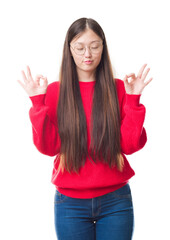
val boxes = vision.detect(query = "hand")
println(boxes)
[123,64,153,95]
[18,65,48,97]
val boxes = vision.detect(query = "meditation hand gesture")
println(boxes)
[18,66,48,97]
[123,64,153,95]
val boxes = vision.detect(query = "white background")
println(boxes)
[0,0,170,239]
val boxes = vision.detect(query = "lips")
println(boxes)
[84,60,93,64]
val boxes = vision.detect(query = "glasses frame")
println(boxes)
[70,41,103,56]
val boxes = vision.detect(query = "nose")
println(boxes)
[84,46,92,57]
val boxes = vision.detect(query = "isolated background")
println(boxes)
[0,0,169,239]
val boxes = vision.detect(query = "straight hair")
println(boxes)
[57,18,124,173]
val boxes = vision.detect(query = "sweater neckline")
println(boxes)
[79,80,96,86]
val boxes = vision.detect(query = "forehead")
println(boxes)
[71,29,102,45]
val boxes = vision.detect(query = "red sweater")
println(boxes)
[29,79,147,198]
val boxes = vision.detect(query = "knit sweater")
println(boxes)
[29,79,147,199]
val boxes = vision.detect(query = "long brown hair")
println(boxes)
[57,18,124,173]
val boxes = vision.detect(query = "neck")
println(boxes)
[77,68,96,82]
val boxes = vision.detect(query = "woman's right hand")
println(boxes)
[18,65,48,97]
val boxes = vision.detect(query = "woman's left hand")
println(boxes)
[123,64,153,95]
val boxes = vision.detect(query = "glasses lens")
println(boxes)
[73,42,103,55]
[90,42,102,54]
[74,44,85,55]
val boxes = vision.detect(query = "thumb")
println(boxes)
[35,74,44,84]
[41,76,48,87]
[123,75,128,84]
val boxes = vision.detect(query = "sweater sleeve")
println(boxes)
[29,84,61,156]
[119,85,147,155]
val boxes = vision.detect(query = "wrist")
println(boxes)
[29,94,46,107]
[125,90,142,95]
[125,94,141,107]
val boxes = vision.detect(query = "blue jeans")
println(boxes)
[54,183,134,240]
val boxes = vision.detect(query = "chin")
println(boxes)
[83,63,98,70]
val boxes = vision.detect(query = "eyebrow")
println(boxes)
[74,40,101,45]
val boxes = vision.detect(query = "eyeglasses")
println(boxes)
[70,41,103,56]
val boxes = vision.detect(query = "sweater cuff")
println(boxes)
[29,94,46,107]
[125,94,141,107]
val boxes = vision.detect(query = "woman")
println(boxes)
[18,18,152,240]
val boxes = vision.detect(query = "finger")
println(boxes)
[17,79,26,89]
[137,64,147,78]
[21,70,29,83]
[37,76,48,87]
[144,77,153,86]
[35,74,44,85]
[142,68,150,81]
[126,73,136,78]
[27,65,34,82]
[123,75,127,81]
[123,75,129,84]
[41,77,48,87]
[126,73,136,82]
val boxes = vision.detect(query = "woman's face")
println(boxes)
[70,29,103,78]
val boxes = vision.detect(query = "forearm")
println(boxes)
[29,94,60,156]
[120,94,147,154]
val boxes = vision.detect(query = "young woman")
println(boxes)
[18,18,152,240]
